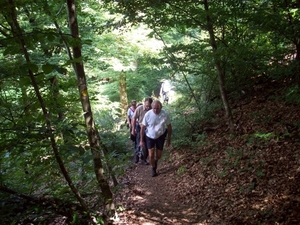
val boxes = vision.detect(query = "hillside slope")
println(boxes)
[114,81,300,225]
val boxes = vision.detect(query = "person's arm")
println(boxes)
[159,85,162,97]
[140,125,146,146]
[126,108,132,129]
[165,124,172,148]
[126,115,131,128]
[131,115,136,135]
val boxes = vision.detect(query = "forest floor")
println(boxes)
[114,154,200,225]
[113,80,300,225]
[1,80,300,225]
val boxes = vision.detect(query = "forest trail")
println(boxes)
[113,81,300,225]
[114,150,201,225]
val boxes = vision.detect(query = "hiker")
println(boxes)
[131,97,153,164]
[140,100,172,177]
[127,100,137,142]
[159,80,171,104]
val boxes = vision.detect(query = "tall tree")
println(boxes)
[6,0,91,218]
[203,0,234,132]
[248,0,300,83]
[66,0,115,219]
[119,71,128,117]
[101,0,235,131]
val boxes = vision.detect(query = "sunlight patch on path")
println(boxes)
[117,160,201,224]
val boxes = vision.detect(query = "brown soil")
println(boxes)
[2,81,299,225]
[114,155,201,225]
[113,81,300,225]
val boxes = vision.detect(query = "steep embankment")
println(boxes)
[114,81,300,225]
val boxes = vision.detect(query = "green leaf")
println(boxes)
[42,64,54,74]
[83,39,93,45]
[65,56,83,65]
[47,33,56,42]
[55,66,68,75]
[67,145,82,153]
[3,46,20,56]
[83,154,93,164]
[27,63,39,73]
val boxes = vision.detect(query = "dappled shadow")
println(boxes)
[114,156,201,224]
[132,204,200,225]
[156,163,179,176]
[114,80,300,225]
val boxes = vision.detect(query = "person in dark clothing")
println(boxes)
[131,97,153,164]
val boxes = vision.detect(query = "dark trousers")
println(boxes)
[135,124,148,160]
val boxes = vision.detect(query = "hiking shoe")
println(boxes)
[142,160,149,165]
[134,154,139,163]
[151,167,157,177]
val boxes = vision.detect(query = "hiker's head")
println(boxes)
[130,100,137,108]
[152,100,162,115]
[144,97,153,111]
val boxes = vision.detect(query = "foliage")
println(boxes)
[170,97,222,150]
[1,0,300,223]
[285,85,300,105]
[113,81,300,224]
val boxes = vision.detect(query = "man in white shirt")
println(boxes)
[140,100,172,177]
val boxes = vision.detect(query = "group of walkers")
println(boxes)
[126,98,172,177]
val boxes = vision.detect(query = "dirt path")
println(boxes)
[114,152,200,225]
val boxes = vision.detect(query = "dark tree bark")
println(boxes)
[119,71,128,118]
[284,0,300,85]
[203,0,234,133]
[7,0,91,218]
[66,0,115,219]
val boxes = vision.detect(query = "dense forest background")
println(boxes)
[0,0,300,224]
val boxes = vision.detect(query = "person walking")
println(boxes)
[131,97,153,164]
[127,100,137,143]
[140,100,172,177]
[159,80,172,104]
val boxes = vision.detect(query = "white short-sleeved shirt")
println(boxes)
[127,107,135,119]
[142,109,171,139]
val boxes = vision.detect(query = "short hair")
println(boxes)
[131,100,137,105]
[144,97,153,104]
[152,100,162,108]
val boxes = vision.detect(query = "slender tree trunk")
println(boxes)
[66,0,115,219]
[119,71,128,117]
[295,43,300,85]
[7,0,91,218]
[203,0,234,133]
[153,29,201,110]
[284,0,300,85]
[46,1,118,188]
[100,142,119,187]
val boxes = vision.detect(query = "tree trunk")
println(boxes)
[66,0,115,219]
[49,1,118,188]
[284,0,300,85]
[7,0,91,217]
[203,0,234,133]
[119,71,128,118]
